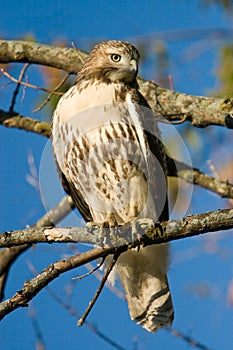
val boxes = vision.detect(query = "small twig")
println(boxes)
[46,286,127,350]
[71,41,85,64]
[1,68,64,95]
[33,72,70,112]
[69,246,125,300]
[166,327,213,350]
[9,63,29,112]
[29,303,46,350]
[77,252,120,327]
[27,259,127,350]
[72,257,105,280]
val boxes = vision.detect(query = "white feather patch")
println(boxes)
[126,93,147,162]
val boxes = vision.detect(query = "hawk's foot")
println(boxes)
[86,220,118,247]
[125,218,156,247]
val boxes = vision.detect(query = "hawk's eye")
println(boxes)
[111,54,121,62]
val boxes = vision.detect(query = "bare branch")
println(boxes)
[33,72,70,113]
[0,245,29,276]
[166,327,213,350]
[0,208,232,321]
[138,78,233,128]
[0,40,86,73]
[0,110,51,137]
[1,209,233,248]
[9,63,30,112]
[35,195,74,227]
[167,156,233,199]
[0,245,29,302]
[77,253,119,327]
[1,68,64,95]
[0,246,118,321]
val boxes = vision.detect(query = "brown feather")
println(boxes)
[51,40,173,332]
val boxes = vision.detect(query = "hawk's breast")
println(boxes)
[52,82,166,224]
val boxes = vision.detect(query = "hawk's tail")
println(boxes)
[116,244,174,332]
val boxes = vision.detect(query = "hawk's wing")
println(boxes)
[114,88,173,333]
[55,157,93,222]
[127,87,169,221]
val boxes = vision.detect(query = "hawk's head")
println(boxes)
[77,40,140,84]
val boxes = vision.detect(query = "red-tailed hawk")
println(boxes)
[52,40,174,332]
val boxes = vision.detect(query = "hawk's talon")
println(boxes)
[126,218,156,249]
[86,221,117,247]
[123,218,141,246]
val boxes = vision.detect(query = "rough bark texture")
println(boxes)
[138,78,233,128]
[0,110,51,137]
[0,246,116,321]
[167,157,233,199]
[0,208,232,321]
[1,209,233,248]
[0,40,86,73]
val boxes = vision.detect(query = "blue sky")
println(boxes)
[0,1,233,350]
[1,1,230,42]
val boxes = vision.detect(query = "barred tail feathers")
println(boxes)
[116,244,174,332]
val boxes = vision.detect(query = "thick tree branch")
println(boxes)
[0,208,232,321]
[167,157,233,199]
[138,78,233,128]
[1,39,233,128]
[0,245,29,301]
[1,209,233,248]
[0,110,51,137]
[0,246,118,321]
[0,40,86,73]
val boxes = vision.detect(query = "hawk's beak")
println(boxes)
[130,59,138,73]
